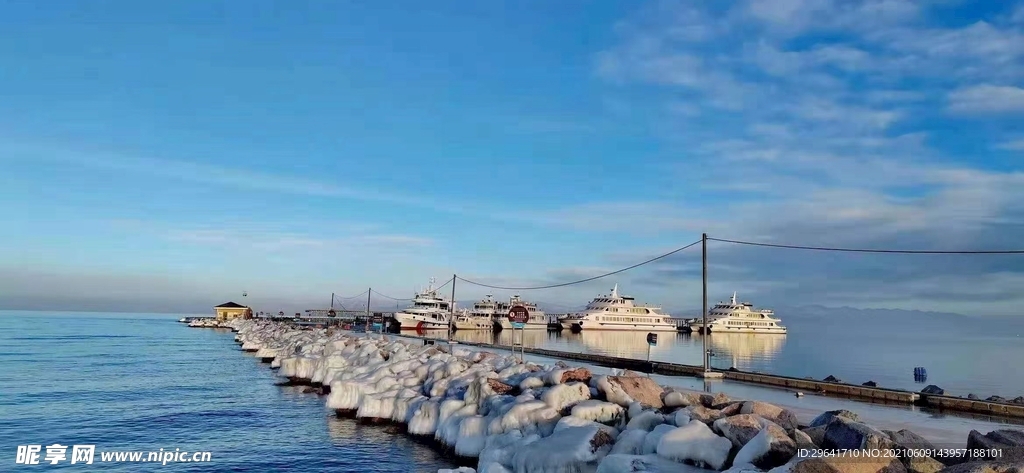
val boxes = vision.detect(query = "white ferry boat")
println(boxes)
[687,292,786,334]
[493,295,548,330]
[393,278,453,330]
[562,284,676,332]
[453,294,498,330]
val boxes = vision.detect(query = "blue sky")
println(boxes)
[2,0,1023,315]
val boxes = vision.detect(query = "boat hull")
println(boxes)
[570,322,678,332]
[395,312,450,330]
[495,319,548,330]
[453,318,494,330]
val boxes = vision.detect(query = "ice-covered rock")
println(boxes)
[541,382,591,412]
[571,400,626,426]
[641,424,676,455]
[596,454,705,472]
[655,420,732,471]
[511,425,614,473]
[610,429,649,456]
[625,410,666,432]
[732,422,797,469]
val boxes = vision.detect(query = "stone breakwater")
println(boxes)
[208,318,1023,473]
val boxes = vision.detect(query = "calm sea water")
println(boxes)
[0,311,454,472]
[428,314,1024,399]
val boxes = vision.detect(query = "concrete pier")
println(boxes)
[392,333,1024,421]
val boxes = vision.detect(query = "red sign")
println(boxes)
[507,305,530,324]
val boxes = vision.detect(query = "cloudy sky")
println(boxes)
[1,1,1022,316]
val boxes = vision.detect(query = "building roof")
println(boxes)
[215,301,247,309]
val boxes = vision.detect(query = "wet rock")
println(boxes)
[967,394,979,400]
[921,385,944,395]
[685,405,725,425]
[966,429,1024,463]
[903,456,946,473]
[486,379,516,395]
[863,381,878,387]
[823,375,842,383]
[662,390,701,409]
[699,391,732,408]
[822,416,895,451]
[782,456,908,473]
[884,429,944,471]
[937,462,1024,473]
[802,425,827,446]
[740,401,799,431]
[713,414,772,448]
[793,429,817,450]
[1011,397,1024,405]
[808,409,860,428]
[555,361,571,369]
[719,401,745,417]
[605,376,664,409]
[733,422,797,470]
[986,396,1007,403]
[560,368,592,384]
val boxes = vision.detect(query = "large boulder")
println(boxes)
[732,422,798,470]
[921,385,945,395]
[809,409,860,428]
[713,414,774,448]
[559,368,592,384]
[965,429,1024,463]
[793,429,817,450]
[802,426,827,448]
[662,390,702,409]
[686,405,725,425]
[740,401,800,431]
[656,420,733,470]
[510,425,614,472]
[884,429,945,470]
[603,376,665,409]
[822,417,895,450]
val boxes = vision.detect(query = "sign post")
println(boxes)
[508,305,529,362]
[647,331,655,368]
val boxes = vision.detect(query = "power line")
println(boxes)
[371,276,454,301]
[457,239,703,290]
[708,236,1024,254]
[333,290,369,300]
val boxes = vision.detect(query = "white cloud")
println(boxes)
[569,0,1024,314]
[996,139,1024,150]
[948,85,1024,114]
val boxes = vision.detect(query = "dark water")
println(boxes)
[431,313,1024,399]
[0,311,454,472]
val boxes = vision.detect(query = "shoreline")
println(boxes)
[193,318,1021,472]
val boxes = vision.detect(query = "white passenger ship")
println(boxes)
[560,284,676,332]
[493,295,548,330]
[687,292,786,334]
[453,294,498,330]
[394,278,453,330]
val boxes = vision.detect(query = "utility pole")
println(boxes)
[330,293,335,309]
[366,288,372,333]
[448,274,456,341]
[699,232,723,379]
[703,232,708,373]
